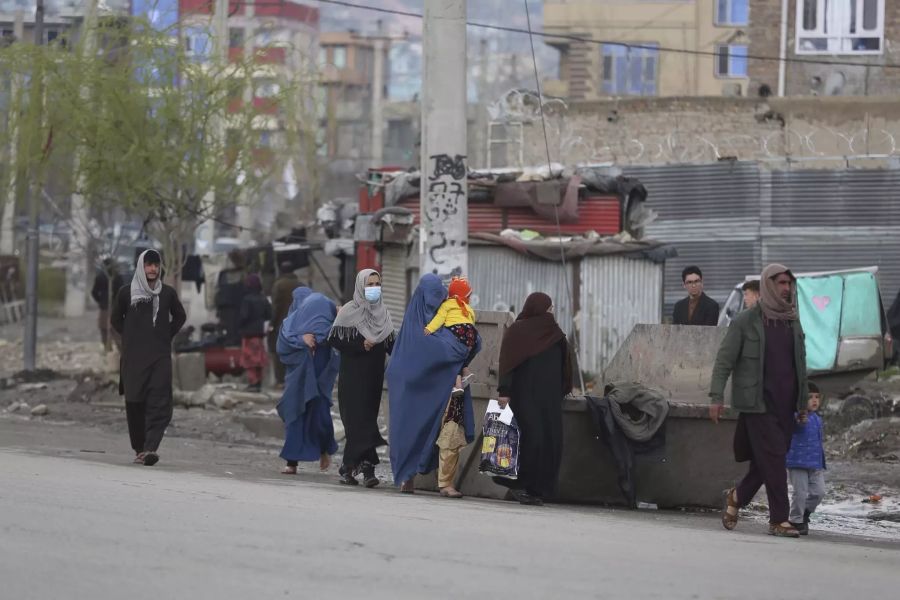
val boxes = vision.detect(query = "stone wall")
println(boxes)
[513,96,900,166]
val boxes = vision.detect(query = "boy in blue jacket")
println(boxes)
[787,382,825,535]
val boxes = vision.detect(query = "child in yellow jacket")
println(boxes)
[424,277,477,395]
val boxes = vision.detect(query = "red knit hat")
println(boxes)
[448,277,472,317]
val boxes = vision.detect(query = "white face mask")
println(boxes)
[364,286,382,303]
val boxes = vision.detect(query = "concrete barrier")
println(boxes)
[417,322,745,508]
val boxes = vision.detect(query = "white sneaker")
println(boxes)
[460,374,475,388]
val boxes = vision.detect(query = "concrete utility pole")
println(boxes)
[64,0,100,319]
[23,0,45,372]
[0,11,24,256]
[419,0,468,280]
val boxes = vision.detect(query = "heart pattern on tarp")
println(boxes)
[812,296,831,311]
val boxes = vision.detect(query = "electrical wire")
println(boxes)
[523,0,586,395]
[308,0,900,71]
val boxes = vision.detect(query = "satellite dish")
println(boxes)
[824,71,846,96]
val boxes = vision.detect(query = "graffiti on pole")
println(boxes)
[422,153,467,279]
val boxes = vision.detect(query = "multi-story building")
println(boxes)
[178,1,320,237]
[318,31,390,165]
[543,0,751,98]
[747,0,899,97]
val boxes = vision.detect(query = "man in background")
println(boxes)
[91,258,125,350]
[269,261,302,388]
[672,266,720,326]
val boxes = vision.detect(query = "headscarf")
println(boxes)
[448,277,472,318]
[130,249,162,325]
[499,292,566,376]
[759,263,798,321]
[287,286,312,316]
[245,273,262,292]
[279,292,337,350]
[330,269,395,343]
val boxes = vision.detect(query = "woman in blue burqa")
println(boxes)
[387,274,481,494]
[277,289,340,475]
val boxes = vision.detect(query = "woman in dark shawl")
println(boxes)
[387,274,481,493]
[496,292,572,506]
[328,269,395,488]
[277,292,340,474]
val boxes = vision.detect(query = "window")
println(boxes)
[229,28,244,49]
[715,44,748,77]
[716,0,749,26]
[254,78,280,98]
[184,27,212,62]
[796,0,884,54]
[332,46,347,68]
[601,43,658,96]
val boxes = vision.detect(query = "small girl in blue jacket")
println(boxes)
[786,382,826,535]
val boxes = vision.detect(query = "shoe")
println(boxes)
[338,465,359,486]
[460,373,475,388]
[511,489,543,506]
[133,452,146,465]
[360,462,379,488]
[400,480,415,494]
[790,521,809,536]
[451,387,465,398]
[143,452,159,467]
[768,523,800,538]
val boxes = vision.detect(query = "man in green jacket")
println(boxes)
[709,263,809,538]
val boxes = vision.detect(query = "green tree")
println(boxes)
[0,15,321,286]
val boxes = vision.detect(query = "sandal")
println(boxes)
[281,465,298,475]
[133,452,147,465]
[400,480,415,494]
[768,522,800,538]
[721,488,739,531]
[440,487,464,499]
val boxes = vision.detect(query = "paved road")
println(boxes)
[1,422,899,599]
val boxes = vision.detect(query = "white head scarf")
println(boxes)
[131,249,163,325]
[330,269,394,343]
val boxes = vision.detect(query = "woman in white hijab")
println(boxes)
[328,269,395,487]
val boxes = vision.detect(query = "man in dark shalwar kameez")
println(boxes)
[111,250,186,466]
[709,263,809,538]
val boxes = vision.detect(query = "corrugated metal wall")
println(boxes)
[468,246,577,335]
[380,244,413,328]
[625,162,761,220]
[380,243,664,377]
[624,162,900,315]
[579,256,664,376]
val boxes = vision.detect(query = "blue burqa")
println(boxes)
[277,292,340,461]
[387,274,481,485]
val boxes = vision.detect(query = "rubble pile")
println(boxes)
[0,339,115,379]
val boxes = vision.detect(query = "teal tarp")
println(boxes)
[798,276,844,371]
[840,272,882,337]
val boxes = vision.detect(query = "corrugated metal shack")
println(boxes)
[379,237,671,378]
[359,166,674,376]
[619,162,900,314]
